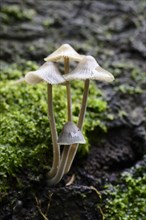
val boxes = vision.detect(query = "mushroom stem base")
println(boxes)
[47,84,60,178]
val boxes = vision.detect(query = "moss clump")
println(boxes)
[0,62,109,190]
[112,61,146,85]
[0,61,38,81]
[0,5,36,23]
[118,84,142,95]
[104,156,146,220]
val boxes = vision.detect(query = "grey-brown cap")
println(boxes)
[64,55,114,82]
[58,122,86,145]
[44,44,83,62]
[25,62,65,85]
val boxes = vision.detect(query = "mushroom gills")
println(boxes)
[58,122,86,145]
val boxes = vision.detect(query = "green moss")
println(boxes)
[131,68,146,84]
[0,61,38,81]
[0,5,36,23]
[104,156,146,220]
[0,62,109,190]
[112,61,146,84]
[118,110,128,118]
[0,145,27,178]
[0,80,107,150]
[118,84,142,95]
[43,18,55,27]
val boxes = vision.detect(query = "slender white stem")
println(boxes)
[64,57,72,122]
[64,79,90,174]
[47,84,60,178]
[48,64,89,185]
[78,79,90,129]
[47,146,69,185]
[49,79,90,184]
[47,57,72,185]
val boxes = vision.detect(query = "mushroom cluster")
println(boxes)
[25,44,114,185]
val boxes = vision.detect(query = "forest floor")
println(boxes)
[0,0,146,219]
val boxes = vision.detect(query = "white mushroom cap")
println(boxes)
[92,66,114,82]
[58,122,86,145]
[44,44,83,62]
[25,62,65,85]
[64,55,114,82]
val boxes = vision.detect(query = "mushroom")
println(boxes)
[25,62,65,85]
[63,55,114,174]
[43,44,85,185]
[44,44,83,122]
[58,121,86,145]
[47,55,114,185]
[25,61,65,178]
[47,121,85,185]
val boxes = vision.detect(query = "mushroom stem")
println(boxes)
[78,79,90,129]
[64,79,90,174]
[49,80,89,184]
[47,146,69,185]
[64,57,72,122]
[47,84,60,177]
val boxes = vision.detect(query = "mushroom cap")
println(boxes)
[92,66,114,82]
[25,62,65,85]
[64,55,114,82]
[44,44,83,62]
[58,122,86,145]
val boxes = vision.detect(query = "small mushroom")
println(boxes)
[63,55,114,174]
[47,122,85,185]
[47,55,114,185]
[58,122,86,145]
[44,44,83,122]
[25,61,65,178]
[44,44,85,185]
[64,55,114,82]
[25,61,65,85]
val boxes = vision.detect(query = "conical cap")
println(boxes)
[64,55,114,82]
[25,62,65,85]
[58,122,86,145]
[64,55,98,81]
[44,44,82,62]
